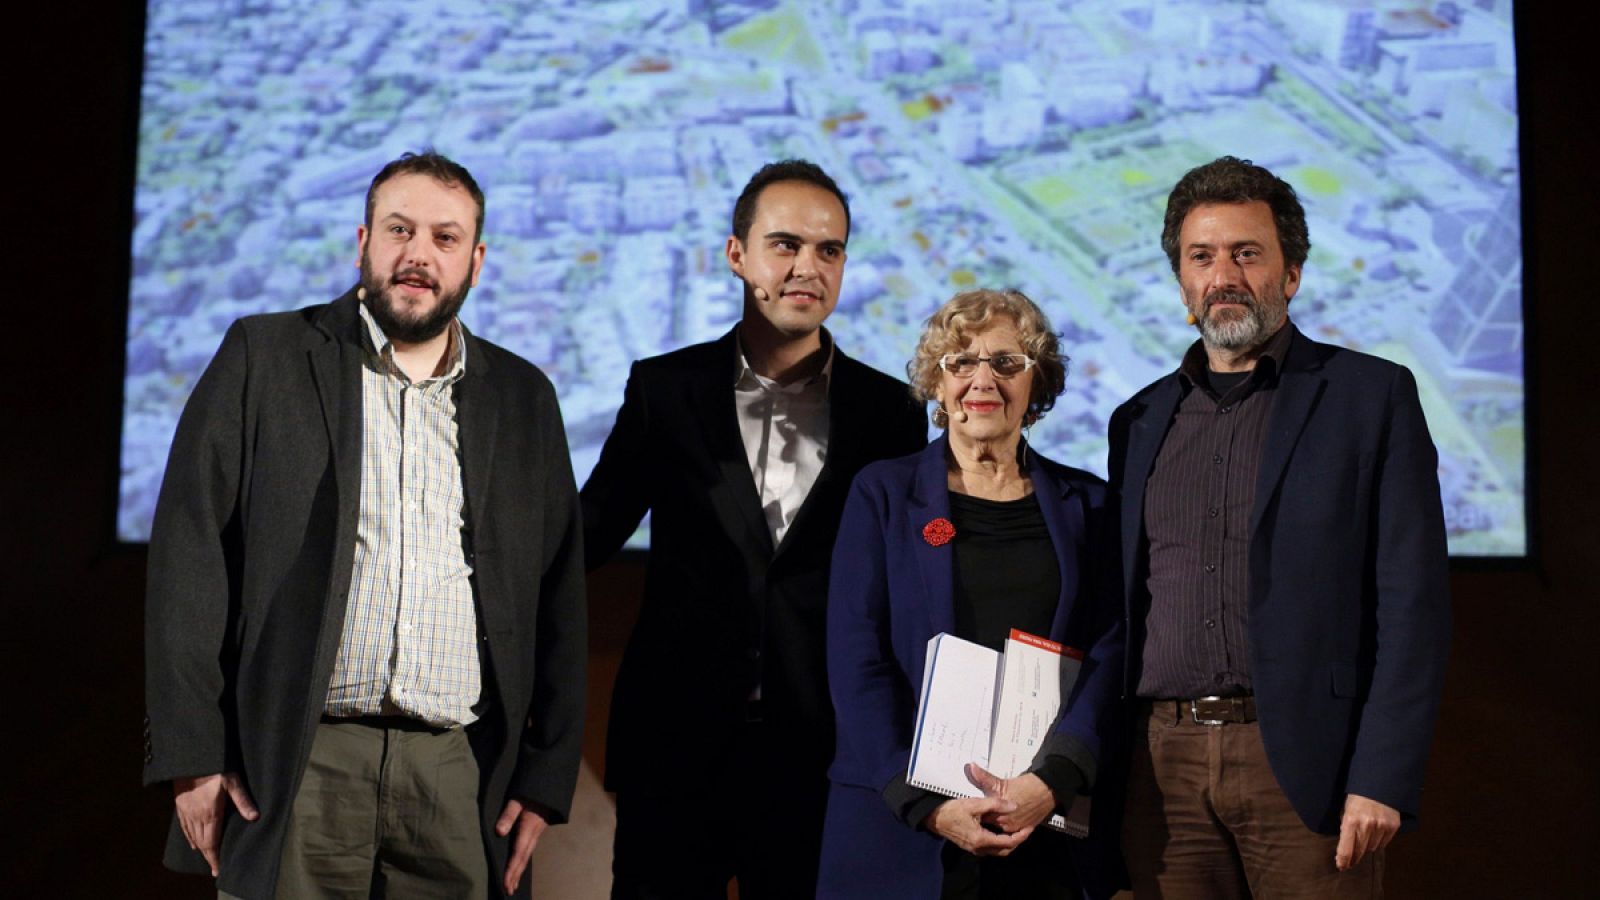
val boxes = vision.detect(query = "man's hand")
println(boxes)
[923,796,1033,856]
[495,798,550,895]
[1336,793,1400,871]
[172,772,258,877]
[964,762,1056,834]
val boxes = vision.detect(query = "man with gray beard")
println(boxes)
[1106,157,1451,898]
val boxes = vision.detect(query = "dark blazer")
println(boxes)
[580,329,927,797]
[143,289,587,899]
[1108,324,1451,835]
[818,437,1125,900]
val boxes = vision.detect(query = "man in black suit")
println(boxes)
[582,160,928,898]
[144,152,587,899]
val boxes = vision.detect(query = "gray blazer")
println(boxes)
[143,288,587,898]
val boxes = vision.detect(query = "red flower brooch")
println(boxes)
[922,517,956,547]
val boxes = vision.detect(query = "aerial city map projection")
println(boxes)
[123,0,1525,554]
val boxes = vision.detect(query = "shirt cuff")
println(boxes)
[882,772,948,831]
[1029,755,1085,814]
[1033,732,1098,790]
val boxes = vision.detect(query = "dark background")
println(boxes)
[9,4,1595,896]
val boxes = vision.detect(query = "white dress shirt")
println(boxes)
[733,331,833,548]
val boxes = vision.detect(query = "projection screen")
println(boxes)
[121,0,1526,555]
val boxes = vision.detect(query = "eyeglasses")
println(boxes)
[937,353,1036,379]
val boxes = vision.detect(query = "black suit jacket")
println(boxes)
[581,329,928,794]
[143,289,587,899]
[1108,325,1451,834]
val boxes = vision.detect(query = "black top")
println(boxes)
[949,492,1060,650]
[885,489,1084,843]
[1204,367,1251,396]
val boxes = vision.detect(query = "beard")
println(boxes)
[1193,285,1288,351]
[359,251,471,344]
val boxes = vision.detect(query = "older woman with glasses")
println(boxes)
[817,289,1124,899]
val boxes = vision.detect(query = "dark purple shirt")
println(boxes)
[1134,322,1296,699]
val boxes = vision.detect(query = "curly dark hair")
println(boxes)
[1160,156,1309,274]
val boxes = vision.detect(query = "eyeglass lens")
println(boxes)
[945,354,1030,376]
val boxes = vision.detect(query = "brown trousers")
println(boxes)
[225,717,488,900]
[1121,704,1383,899]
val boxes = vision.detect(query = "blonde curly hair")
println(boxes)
[907,289,1067,428]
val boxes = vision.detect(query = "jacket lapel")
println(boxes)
[456,331,498,538]
[304,291,368,710]
[1250,331,1326,538]
[308,292,366,569]
[308,293,364,522]
[1118,378,1181,604]
[910,438,956,637]
[455,327,512,635]
[695,330,775,560]
[1028,454,1084,644]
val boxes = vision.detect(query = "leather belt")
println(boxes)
[320,713,456,733]
[1145,695,1257,726]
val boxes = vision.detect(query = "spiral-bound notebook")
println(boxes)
[906,629,1091,837]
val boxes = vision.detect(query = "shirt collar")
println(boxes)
[733,326,835,393]
[357,296,468,385]
[1177,318,1296,391]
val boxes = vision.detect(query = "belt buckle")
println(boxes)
[1190,696,1228,726]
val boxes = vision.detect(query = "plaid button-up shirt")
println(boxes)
[324,302,481,726]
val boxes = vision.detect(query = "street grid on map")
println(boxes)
[124,0,1524,553]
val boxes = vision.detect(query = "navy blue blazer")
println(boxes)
[819,437,1125,899]
[1108,324,1452,835]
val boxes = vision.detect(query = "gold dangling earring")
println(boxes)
[931,406,949,428]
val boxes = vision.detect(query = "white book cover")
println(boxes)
[908,629,1091,837]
